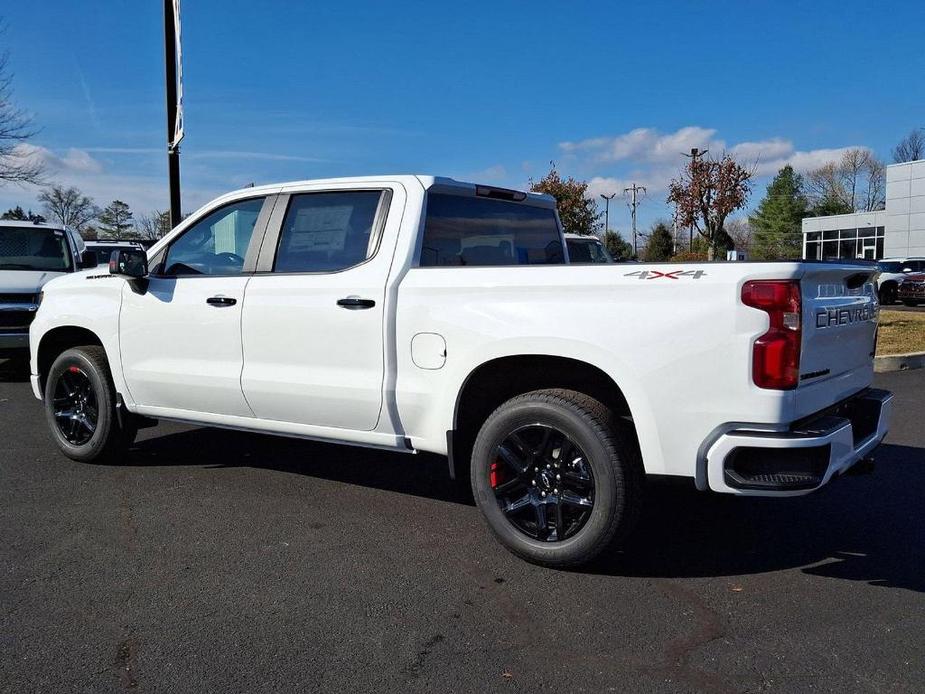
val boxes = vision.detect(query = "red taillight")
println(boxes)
[742,280,802,390]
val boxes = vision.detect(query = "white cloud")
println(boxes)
[560,126,869,202]
[0,144,220,217]
[560,126,719,165]
[11,144,104,175]
[467,164,507,182]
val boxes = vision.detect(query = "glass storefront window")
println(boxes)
[803,224,886,261]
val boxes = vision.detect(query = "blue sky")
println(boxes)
[1,0,922,232]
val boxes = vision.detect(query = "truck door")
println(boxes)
[240,185,400,431]
[119,195,274,416]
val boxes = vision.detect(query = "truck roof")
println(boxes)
[218,175,556,209]
[0,220,66,231]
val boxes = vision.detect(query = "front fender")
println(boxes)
[30,275,132,406]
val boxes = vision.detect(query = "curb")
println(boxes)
[875,351,925,373]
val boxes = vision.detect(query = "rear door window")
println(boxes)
[421,193,564,267]
[273,191,384,273]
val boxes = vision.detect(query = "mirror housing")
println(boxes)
[109,249,148,279]
[79,250,99,269]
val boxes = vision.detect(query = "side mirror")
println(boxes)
[109,249,148,279]
[79,250,99,269]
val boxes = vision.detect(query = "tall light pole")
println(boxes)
[623,183,646,257]
[682,147,707,252]
[600,193,616,238]
[164,0,184,228]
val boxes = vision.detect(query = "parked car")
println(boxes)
[898,273,925,306]
[84,240,145,267]
[29,176,892,567]
[877,257,925,304]
[0,221,92,358]
[564,233,614,263]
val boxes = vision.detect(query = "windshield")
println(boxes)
[567,238,613,263]
[878,261,903,273]
[0,226,72,272]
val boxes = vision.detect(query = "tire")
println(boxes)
[470,389,643,568]
[44,346,137,463]
[879,283,897,305]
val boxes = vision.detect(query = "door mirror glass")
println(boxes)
[109,249,148,278]
[79,250,99,269]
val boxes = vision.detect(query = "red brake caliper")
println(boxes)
[489,461,503,489]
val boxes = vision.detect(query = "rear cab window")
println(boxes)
[420,192,564,267]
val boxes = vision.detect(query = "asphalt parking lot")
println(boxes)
[1,363,923,693]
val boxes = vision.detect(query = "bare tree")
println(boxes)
[0,37,43,185]
[135,210,172,240]
[37,185,99,231]
[893,128,925,163]
[806,149,885,213]
[726,217,754,253]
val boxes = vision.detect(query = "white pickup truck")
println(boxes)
[29,175,892,567]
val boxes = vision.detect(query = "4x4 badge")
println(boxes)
[624,270,707,280]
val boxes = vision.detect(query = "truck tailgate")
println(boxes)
[798,264,879,388]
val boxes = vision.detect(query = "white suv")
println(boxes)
[877,257,925,304]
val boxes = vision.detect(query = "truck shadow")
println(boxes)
[124,428,924,591]
[609,441,925,591]
[0,358,31,383]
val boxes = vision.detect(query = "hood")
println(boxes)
[0,270,67,294]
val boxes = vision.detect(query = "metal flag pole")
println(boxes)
[164,0,184,229]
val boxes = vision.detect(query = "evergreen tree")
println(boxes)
[603,230,634,260]
[1,205,27,220]
[97,200,135,238]
[749,166,808,260]
[2,205,45,222]
[642,221,674,261]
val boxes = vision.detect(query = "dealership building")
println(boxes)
[802,158,925,261]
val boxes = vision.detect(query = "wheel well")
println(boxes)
[449,355,632,480]
[37,326,104,392]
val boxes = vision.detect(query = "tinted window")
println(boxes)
[0,226,72,272]
[421,193,563,267]
[163,198,265,275]
[567,238,613,263]
[274,191,383,273]
[879,261,902,273]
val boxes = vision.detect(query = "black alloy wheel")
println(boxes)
[471,389,643,568]
[52,366,99,445]
[44,346,138,463]
[490,424,595,542]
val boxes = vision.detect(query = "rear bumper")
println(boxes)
[705,388,893,496]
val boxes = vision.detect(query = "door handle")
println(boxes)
[337,297,376,309]
[206,296,237,307]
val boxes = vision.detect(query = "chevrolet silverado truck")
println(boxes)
[28,176,893,567]
[1,220,91,358]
